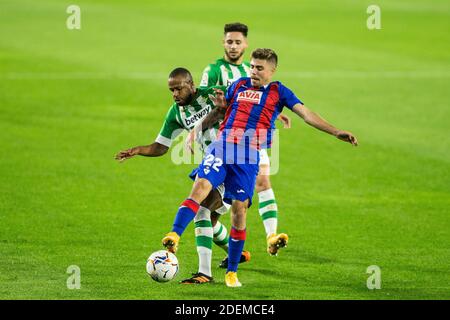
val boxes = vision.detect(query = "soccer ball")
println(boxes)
[146,250,179,282]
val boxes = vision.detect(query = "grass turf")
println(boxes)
[0,0,449,299]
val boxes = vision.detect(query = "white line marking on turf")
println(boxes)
[1,71,449,80]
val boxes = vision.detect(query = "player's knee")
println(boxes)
[234,205,246,216]
[190,178,213,202]
[256,174,271,192]
[231,200,248,228]
[194,206,211,223]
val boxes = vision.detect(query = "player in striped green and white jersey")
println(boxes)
[200,58,251,88]
[155,82,223,153]
[116,67,243,283]
[199,23,250,88]
[116,68,224,160]
[196,23,290,275]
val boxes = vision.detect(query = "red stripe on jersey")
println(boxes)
[250,83,279,148]
[230,227,246,240]
[225,99,254,144]
[257,83,279,129]
[181,198,200,213]
[219,79,248,134]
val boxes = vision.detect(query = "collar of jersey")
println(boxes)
[243,78,271,90]
[219,57,247,67]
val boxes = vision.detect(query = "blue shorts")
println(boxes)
[190,141,260,207]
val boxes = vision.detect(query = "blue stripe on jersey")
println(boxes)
[244,85,271,131]
[223,79,247,130]
[243,84,271,148]
[224,104,239,130]
[265,87,283,147]
[220,77,302,148]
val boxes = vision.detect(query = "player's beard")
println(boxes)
[225,49,244,64]
[177,92,195,106]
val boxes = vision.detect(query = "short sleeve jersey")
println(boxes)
[155,86,227,152]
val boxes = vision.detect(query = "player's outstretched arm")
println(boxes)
[115,142,169,162]
[292,103,358,146]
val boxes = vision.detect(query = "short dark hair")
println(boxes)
[168,67,193,82]
[224,22,248,37]
[251,48,278,67]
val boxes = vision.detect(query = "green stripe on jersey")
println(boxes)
[156,85,226,152]
[201,58,251,87]
[223,63,234,82]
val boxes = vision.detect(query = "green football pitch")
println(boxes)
[1,0,449,300]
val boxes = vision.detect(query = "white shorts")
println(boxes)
[215,183,231,215]
[259,149,270,166]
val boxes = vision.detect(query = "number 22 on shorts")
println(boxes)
[203,154,223,172]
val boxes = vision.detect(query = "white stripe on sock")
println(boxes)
[258,188,275,203]
[197,246,212,277]
[263,218,277,236]
[195,227,214,238]
[194,206,211,222]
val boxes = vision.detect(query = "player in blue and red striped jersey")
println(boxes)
[162,48,358,287]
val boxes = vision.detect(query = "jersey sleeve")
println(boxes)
[225,79,241,104]
[155,104,184,147]
[279,83,303,110]
[199,64,219,87]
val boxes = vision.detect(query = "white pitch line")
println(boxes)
[0,71,449,80]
